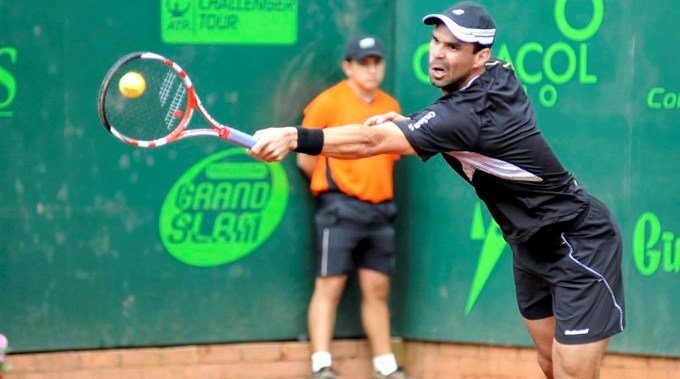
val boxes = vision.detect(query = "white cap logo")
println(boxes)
[453,9,465,15]
[359,37,376,49]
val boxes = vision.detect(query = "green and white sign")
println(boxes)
[159,149,289,267]
[161,0,298,45]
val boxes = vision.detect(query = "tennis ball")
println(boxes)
[119,71,146,98]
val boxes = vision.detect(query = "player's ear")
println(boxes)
[474,47,491,68]
[341,60,352,77]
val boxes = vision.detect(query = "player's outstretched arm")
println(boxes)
[248,122,415,162]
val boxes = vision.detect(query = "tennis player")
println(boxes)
[249,2,625,378]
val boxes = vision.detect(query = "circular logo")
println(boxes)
[159,149,289,267]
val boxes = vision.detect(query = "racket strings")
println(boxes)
[103,58,188,143]
[164,84,186,130]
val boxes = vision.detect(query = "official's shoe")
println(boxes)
[373,367,413,379]
[310,366,337,379]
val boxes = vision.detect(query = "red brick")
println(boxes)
[280,342,310,362]
[222,361,268,378]
[197,345,241,364]
[160,346,200,366]
[56,370,97,379]
[183,363,223,379]
[438,343,480,359]
[261,360,309,378]
[21,373,53,379]
[240,343,281,362]
[119,348,161,367]
[330,340,360,358]
[98,367,144,379]
[334,358,372,375]
[602,353,646,368]
[648,356,680,370]
[36,351,80,371]
[4,353,40,372]
[141,365,183,379]
[78,350,120,369]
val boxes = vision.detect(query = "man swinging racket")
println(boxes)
[249,2,625,378]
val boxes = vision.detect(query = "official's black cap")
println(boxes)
[344,34,385,61]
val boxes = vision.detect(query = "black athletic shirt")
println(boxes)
[393,59,590,243]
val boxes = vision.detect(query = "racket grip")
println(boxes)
[228,129,257,148]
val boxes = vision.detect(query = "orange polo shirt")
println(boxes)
[301,80,401,203]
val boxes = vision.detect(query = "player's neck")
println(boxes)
[346,79,377,103]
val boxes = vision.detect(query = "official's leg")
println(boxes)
[553,338,609,379]
[308,275,348,354]
[358,268,392,356]
[523,316,556,378]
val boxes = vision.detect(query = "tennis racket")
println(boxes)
[97,51,256,148]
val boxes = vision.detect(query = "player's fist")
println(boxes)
[364,111,408,126]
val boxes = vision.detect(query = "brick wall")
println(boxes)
[1,340,678,379]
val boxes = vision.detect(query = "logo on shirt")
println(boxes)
[408,111,436,131]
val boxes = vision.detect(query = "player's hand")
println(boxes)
[364,112,408,126]
[248,126,297,162]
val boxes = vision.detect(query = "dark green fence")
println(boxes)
[1,0,677,357]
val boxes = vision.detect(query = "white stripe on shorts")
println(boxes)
[560,233,625,332]
[321,227,330,276]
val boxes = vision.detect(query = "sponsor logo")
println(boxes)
[466,202,507,315]
[408,111,436,131]
[633,212,680,275]
[0,47,18,118]
[647,87,680,110]
[159,148,289,267]
[161,0,298,45]
[565,328,590,336]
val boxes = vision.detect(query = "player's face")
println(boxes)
[428,24,488,91]
[343,56,386,92]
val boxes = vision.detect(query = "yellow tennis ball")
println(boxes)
[119,71,146,98]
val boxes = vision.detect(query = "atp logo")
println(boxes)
[466,202,508,315]
[166,0,191,17]
[164,0,193,32]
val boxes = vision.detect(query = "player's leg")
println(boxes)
[358,268,392,356]
[309,202,360,374]
[308,274,348,354]
[552,338,609,379]
[523,316,556,378]
[359,224,411,378]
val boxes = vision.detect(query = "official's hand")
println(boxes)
[247,126,297,162]
[364,112,408,126]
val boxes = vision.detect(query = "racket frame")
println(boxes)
[97,52,255,148]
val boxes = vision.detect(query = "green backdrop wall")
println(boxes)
[1,0,678,357]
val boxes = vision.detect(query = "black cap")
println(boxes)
[423,1,496,46]
[344,34,385,61]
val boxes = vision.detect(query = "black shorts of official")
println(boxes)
[314,193,397,277]
[510,195,626,344]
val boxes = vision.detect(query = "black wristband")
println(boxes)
[293,126,324,155]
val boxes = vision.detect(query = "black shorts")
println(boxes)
[510,196,626,344]
[314,193,397,277]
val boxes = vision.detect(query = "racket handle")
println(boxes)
[227,129,257,148]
